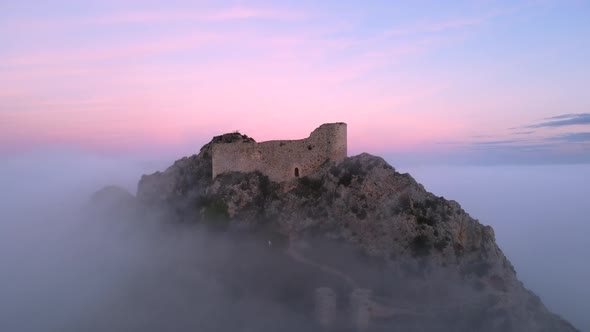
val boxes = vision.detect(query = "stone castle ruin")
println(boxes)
[210,123,408,330]
[314,287,373,331]
[212,123,347,182]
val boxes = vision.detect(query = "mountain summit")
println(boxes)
[94,125,577,331]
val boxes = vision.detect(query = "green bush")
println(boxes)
[416,215,435,226]
[295,176,325,198]
[434,237,450,251]
[201,198,230,230]
[411,234,432,257]
[336,159,367,186]
[461,261,492,277]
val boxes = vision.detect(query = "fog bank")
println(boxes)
[0,150,348,331]
[0,150,586,331]
[399,163,590,331]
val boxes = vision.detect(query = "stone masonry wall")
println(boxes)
[211,123,347,182]
[314,287,337,329]
[350,288,372,331]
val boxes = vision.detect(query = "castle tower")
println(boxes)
[309,122,347,162]
[350,288,372,331]
[314,287,337,329]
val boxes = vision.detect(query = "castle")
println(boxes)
[212,123,347,182]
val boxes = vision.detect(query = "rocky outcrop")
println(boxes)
[136,133,254,213]
[102,133,578,331]
[90,185,136,215]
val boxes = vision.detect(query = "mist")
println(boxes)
[398,163,590,331]
[0,149,324,331]
[0,150,160,331]
[1,149,587,331]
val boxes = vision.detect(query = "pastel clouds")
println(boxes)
[1,0,589,163]
[385,17,485,37]
[85,8,294,24]
[2,33,220,67]
[4,6,304,32]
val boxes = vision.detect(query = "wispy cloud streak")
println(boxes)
[527,113,590,128]
[5,7,304,31]
[549,132,590,142]
[385,18,484,37]
[474,139,527,145]
[1,33,219,67]
[86,7,304,25]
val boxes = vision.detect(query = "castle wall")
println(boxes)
[212,123,347,182]
[314,287,337,328]
[350,288,372,331]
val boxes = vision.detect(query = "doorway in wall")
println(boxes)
[294,167,300,177]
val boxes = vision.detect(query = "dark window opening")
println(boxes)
[294,168,300,177]
[308,145,313,150]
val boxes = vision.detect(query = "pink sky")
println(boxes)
[1,1,589,162]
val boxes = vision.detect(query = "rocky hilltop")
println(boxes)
[95,133,577,332]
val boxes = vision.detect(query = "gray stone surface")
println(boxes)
[350,288,372,331]
[212,123,347,182]
[314,287,337,329]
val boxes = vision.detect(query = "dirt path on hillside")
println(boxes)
[285,241,357,288]
[285,240,424,319]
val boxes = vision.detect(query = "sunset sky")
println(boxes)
[2,0,589,164]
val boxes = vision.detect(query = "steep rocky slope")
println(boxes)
[98,133,577,331]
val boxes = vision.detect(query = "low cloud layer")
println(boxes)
[402,163,590,331]
[526,113,590,128]
[549,132,590,142]
[473,139,527,145]
[0,149,587,331]
[0,152,330,331]
[426,113,590,165]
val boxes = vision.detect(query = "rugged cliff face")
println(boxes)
[98,133,577,331]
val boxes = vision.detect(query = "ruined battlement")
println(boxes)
[211,123,347,182]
